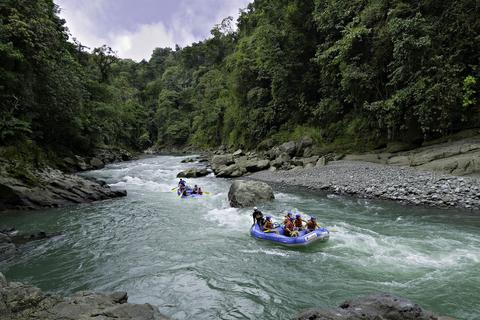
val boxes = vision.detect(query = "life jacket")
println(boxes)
[284,220,294,236]
[294,218,303,228]
[306,220,318,230]
[283,216,291,225]
[264,220,274,230]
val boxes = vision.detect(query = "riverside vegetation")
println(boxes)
[2,0,479,209]
[1,0,480,163]
[1,0,480,319]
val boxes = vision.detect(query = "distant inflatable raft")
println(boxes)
[250,224,329,246]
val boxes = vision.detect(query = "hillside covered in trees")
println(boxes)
[1,0,479,161]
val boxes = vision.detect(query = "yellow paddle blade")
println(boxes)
[203,191,210,195]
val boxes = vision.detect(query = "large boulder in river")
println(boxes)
[228,180,274,208]
[0,273,169,320]
[296,293,439,320]
[176,168,209,178]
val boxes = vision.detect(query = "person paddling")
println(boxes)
[178,179,186,188]
[293,214,305,231]
[306,216,320,233]
[283,212,293,225]
[284,217,299,237]
[192,184,199,194]
[263,216,278,234]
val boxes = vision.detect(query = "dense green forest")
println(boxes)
[1,0,479,160]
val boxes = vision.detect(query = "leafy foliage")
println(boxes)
[1,0,479,157]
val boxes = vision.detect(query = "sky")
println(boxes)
[55,0,252,61]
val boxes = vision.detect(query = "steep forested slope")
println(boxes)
[1,0,479,160]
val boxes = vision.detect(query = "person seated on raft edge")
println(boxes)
[252,207,265,227]
[306,216,320,233]
[178,178,186,188]
[263,216,278,234]
[178,184,185,195]
[197,187,203,195]
[284,217,299,237]
[283,212,293,225]
[293,214,305,231]
[192,184,199,194]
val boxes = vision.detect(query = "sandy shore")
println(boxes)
[249,160,480,210]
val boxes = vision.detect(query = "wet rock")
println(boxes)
[89,157,105,170]
[181,157,196,163]
[316,156,327,167]
[233,149,244,157]
[296,293,438,320]
[0,273,169,320]
[0,233,16,261]
[177,168,209,178]
[301,156,319,166]
[228,180,275,208]
[279,141,297,156]
[244,159,270,173]
[211,154,235,172]
[216,164,247,178]
[0,167,126,212]
[297,136,313,151]
[270,153,291,169]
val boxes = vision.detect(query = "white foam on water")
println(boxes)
[204,207,251,231]
[240,248,290,257]
[109,176,171,192]
[330,224,480,271]
[275,192,302,202]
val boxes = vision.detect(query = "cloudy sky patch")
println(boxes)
[55,0,252,61]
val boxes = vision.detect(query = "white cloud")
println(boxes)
[56,0,252,61]
[110,22,178,61]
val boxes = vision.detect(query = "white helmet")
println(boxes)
[253,207,258,210]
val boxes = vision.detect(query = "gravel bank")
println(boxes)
[250,160,480,210]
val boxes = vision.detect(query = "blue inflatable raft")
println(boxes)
[250,223,329,246]
[177,186,203,198]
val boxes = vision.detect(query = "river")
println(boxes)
[1,155,479,319]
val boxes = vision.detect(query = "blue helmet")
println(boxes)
[266,216,271,221]
[296,214,301,218]
[311,216,316,220]
[287,212,293,216]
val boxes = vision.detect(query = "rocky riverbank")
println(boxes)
[250,160,480,210]
[0,147,132,212]
[0,272,168,320]
[296,293,451,320]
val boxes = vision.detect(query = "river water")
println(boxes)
[1,156,479,319]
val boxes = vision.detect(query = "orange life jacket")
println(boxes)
[264,220,274,230]
[294,218,303,227]
[306,220,318,230]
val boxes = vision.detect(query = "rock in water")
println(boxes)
[296,293,439,320]
[0,273,169,320]
[176,168,209,178]
[0,233,16,261]
[228,180,274,208]
[0,168,126,211]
